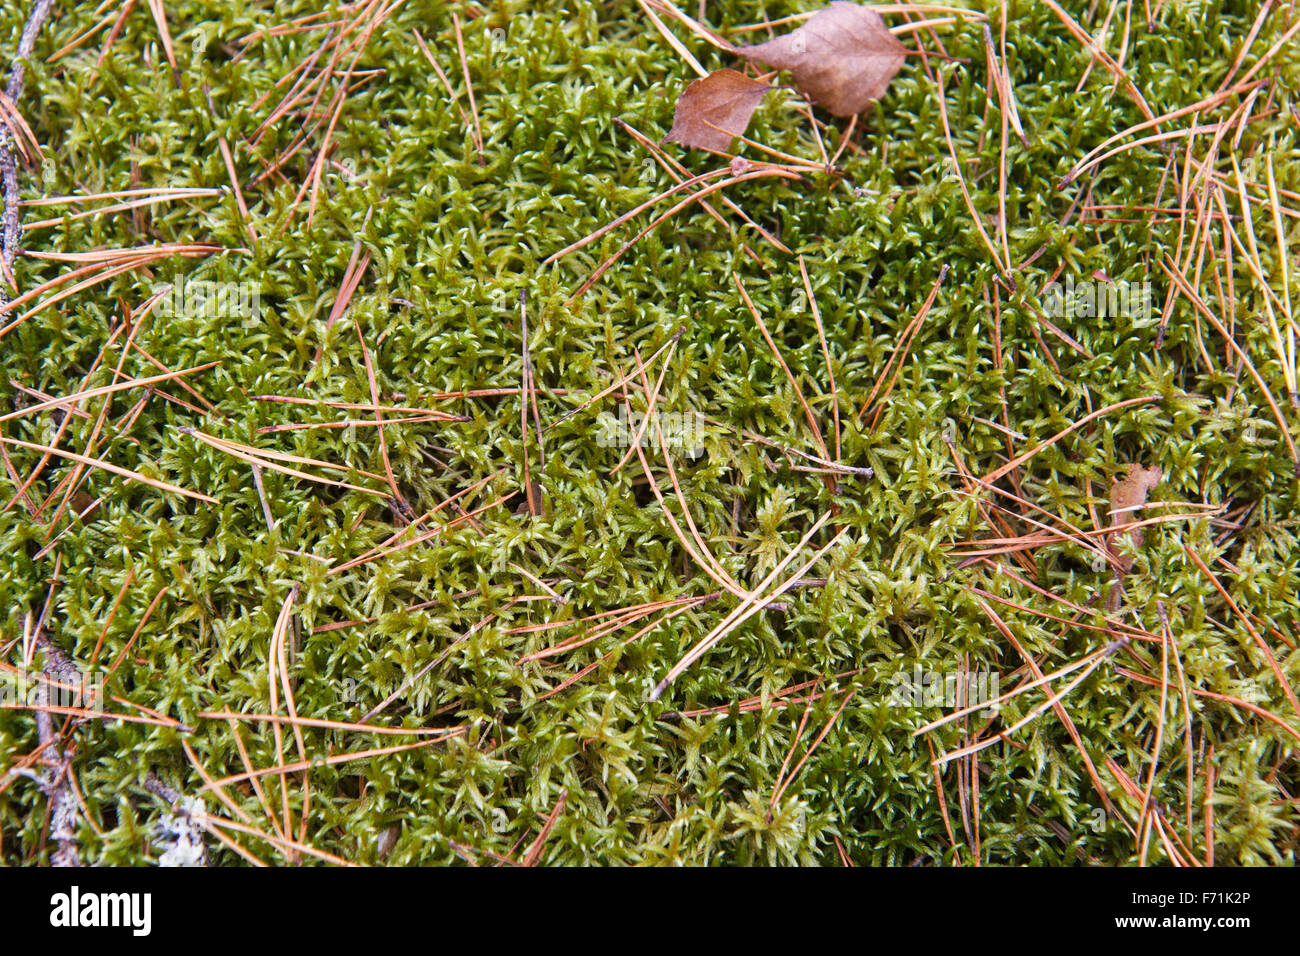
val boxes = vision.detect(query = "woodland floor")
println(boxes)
[1,0,1299,866]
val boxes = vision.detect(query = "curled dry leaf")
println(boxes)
[741,2,908,117]
[1108,464,1163,570]
[662,68,771,152]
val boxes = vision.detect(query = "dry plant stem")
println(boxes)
[0,0,56,304]
[33,632,82,866]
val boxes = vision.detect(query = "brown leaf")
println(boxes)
[1108,464,1163,568]
[515,480,548,518]
[740,2,908,117]
[662,68,771,152]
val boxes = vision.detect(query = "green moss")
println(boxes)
[1,0,1297,865]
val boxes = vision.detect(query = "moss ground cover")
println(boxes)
[1,0,1298,866]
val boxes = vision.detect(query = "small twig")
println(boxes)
[33,632,83,866]
[0,0,56,304]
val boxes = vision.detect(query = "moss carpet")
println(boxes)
[1,0,1298,866]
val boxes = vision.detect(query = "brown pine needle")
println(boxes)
[353,314,404,503]
[329,470,505,574]
[983,24,1011,268]
[451,13,484,159]
[857,265,948,424]
[518,593,708,662]
[649,513,843,701]
[771,683,818,812]
[1158,255,1298,464]
[0,92,41,164]
[258,414,464,433]
[933,651,1113,766]
[770,687,858,808]
[0,245,223,338]
[547,327,683,429]
[412,29,473,135]
[734,273,829,461]
[637,0,708,76]
[799,257,841,462]
[565,167,804,303]
[46,5,120,63]
[544,167,732,265]
[641,0,739,55]
[328,491,514,575]
[202,86,257,243]
[0,435,216,503]
[981,395,1162,485]
[144,0,179,86]
[613,118,791,254]
[914,645,1116,737]
[0,361,218,424]
[1183,544,1300,721]
[200,735,464,792]
[254,393,517,411]
[977,597,1120,817]
[667,666,865,719]
[1215,0,1275,93]
[630,358,748,599]
[183,427,389,496]
[22,188,222,230]
[1119,668,1300,746]
[106,584,168,676]
[935,66,1010,281]
[73,573,130,676]
[267,584,301,849]
[521,790,568,866]
[198,712,459,736]
[1042,0,1154,123]
[1061,79,1263,186]
[609,338,677,476]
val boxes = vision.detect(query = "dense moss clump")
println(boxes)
[1,0,1297,866]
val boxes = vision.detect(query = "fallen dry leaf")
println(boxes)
[741,2,908,117]
[662,68,771,151]
[1108,463,1163,570]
